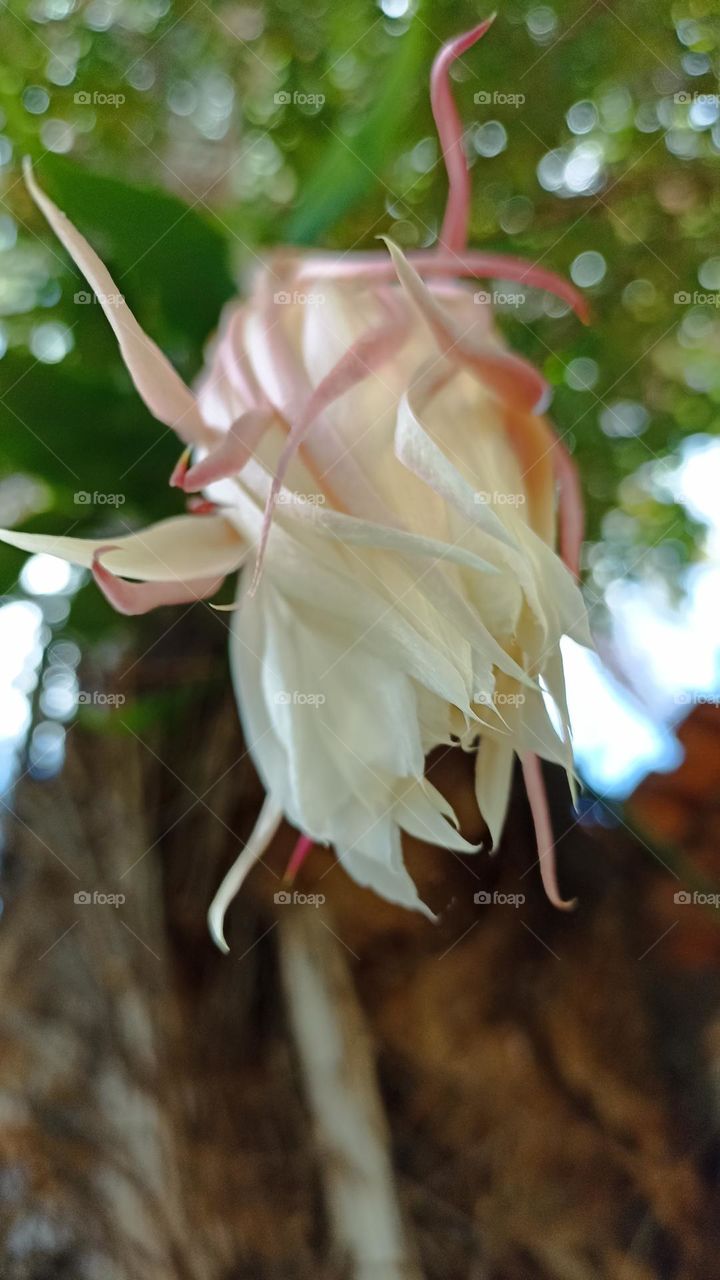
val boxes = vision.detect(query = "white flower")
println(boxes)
[1,21,592,946]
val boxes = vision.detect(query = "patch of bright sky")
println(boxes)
[0,557,78,793]
[565,435,720,799]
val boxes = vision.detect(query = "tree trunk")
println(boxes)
[1,635,719,1279]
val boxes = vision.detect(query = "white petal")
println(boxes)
[0,514,245,581]
[258,582,426,835]
[207,796,283,953]
[397,381,590,652]
[474,739,515,849]
[273,499,501,579]
[335,811,436,921]
[24,160,206,444]
[264,542,474,713]
[395,780,480,853]
[228,581,292,814]
[396,379,518,550]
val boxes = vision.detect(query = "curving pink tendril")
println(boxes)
[431,16,496,253]
[177,408,275,493]
[520,752,577,910]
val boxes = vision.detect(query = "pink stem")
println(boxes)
[283,834,315,884]
[520,752,577,910]
[431,17,496,253]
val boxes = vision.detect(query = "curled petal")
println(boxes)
[384,238,547,413]
[396,362,518,552]
[179,408,276,491]
[521,752,577,910]
[208,797,284,953]
[431,18,496,253]
[170,446,192,489]
[92,547,224,615]
[23,160,208,445]
[475,739,515,850]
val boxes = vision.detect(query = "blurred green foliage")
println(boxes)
[1,0,720,632]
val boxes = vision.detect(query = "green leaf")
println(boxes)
[283,21,428,245]
[0,353,179,520]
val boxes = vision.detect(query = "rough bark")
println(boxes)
[1,633,719,1279]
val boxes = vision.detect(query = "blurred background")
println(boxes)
[2,3,720,1278]
[2,0,720,801]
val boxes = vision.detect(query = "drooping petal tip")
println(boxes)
[91,546,225,616]
[207,798,283,953]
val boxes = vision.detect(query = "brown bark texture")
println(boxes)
[1,630,719,1280]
